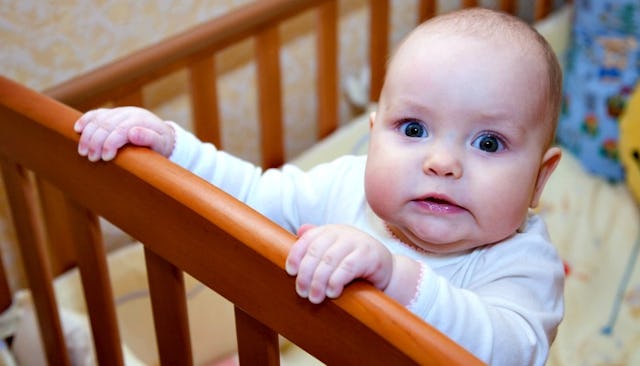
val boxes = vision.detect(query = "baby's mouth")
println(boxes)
[424,197,451,205]
[415,194,465,213]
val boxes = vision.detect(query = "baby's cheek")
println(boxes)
[364,175,396,220]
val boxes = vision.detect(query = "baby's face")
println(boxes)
[364,32,559,254]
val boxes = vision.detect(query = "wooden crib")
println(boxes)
[0,1,568,364]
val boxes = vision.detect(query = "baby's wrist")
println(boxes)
[163,121,179,158]
[383,255,421,306]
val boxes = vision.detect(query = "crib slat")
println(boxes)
[0,244,11,315]
[418,0,437,22]
[190,56,221,146]
[463,0,478,7]
[256,25,284,168]
[535,0,554,20]
[35,181,78,276]
[369,0,389,102]
[145,247,193,366]
[499,0,517,14]
[316,0,338,139]
[115,89,144,107]
[66,200,125,366]
[0,161,71,366]
[0,176,15,315]
[235,306,280,365]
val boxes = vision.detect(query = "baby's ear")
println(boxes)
[530,147,562,208]
[369,112,376,129]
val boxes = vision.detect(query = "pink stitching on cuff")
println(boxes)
[407,263,426,310]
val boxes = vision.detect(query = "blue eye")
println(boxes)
[400,120,428,138]
[472,134,504,153]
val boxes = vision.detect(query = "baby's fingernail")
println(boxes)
[326,286,339,299]
[73,122,82,132]
[285,260,297,276]
[308,290,324,304]
[296,282,308,298]
[88,149,100,162]
[102,150,115,161]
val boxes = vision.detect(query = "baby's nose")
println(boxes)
[422,147,462,178]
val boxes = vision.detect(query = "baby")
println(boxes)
[76,8,564,365]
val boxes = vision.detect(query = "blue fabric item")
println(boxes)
[557,0,640,181]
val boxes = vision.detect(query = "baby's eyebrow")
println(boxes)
[475,113,528,136]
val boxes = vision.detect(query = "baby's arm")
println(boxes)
[75,107,175,161]
[286,224,421,305]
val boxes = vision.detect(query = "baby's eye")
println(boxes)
[399,120,428,138]
[472,134,504,153]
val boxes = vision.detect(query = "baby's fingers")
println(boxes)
[73,109,101,133]
[296,235,354,304]
[285,224,317,276]
[78,122,112,162]
[99,126,137,161]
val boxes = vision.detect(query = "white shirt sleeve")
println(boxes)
[166,122,364,232]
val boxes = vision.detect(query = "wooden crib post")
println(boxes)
[145,247,193,365]
[66,200,125,365]
[316,0,338,140]
[256,25,284,168]
[535,0,555,20]
[0,244,12,315]
[499,0,517,14]
[235,306,280,365]
[418,0,437,22]
[190,56,221,146]
[0,175,15,315]
[114,89,144,107]
[368,0,389,102]
[0,160,71,366]
[35,180,78,276]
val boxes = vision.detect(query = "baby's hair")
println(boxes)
[392,7,563,146]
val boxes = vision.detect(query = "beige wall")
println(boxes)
[2,1,254,91]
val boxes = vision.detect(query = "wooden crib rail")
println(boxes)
[0,76,484,364]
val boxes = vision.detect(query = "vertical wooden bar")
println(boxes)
[0,161,70,366]
[462,0,478,8]
[36,180,77,276]
[145,248,193,366]
[499,0,517,14]
[255,26,284,168]
[189,56,221,146]
[235,306,280,366]
[418,0,437,22]
[0,248,11,314]
[534,0,554,21]
[369,0,389,102]
[67,200,124,366]
[316,0,338,139]
[114,89,144,107]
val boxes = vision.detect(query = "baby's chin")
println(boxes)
[389,226,473,255]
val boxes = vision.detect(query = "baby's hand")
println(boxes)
[286,224,394,304]
[75,107,175,161]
